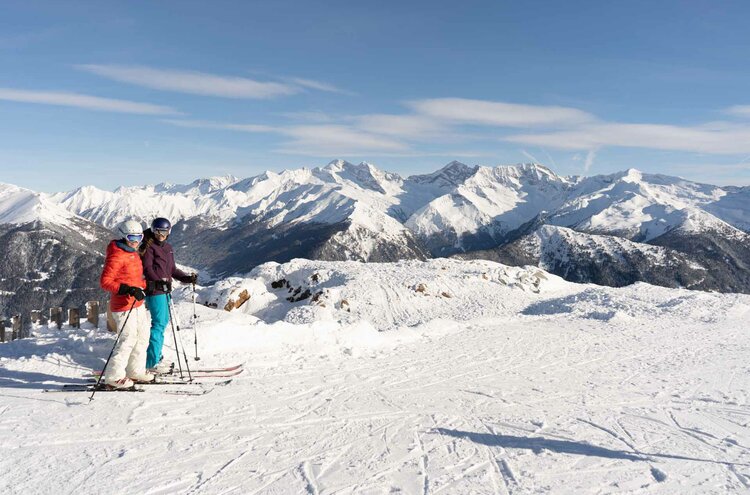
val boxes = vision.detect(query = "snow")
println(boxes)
[406,163,572,239]
[44,162,750,253]
[0,183,77,226]
[1,259,749,493]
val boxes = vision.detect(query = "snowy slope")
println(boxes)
[406,163,571,245]
[549,169,739,241]
[1,259,749,493]
[0,182,78,227]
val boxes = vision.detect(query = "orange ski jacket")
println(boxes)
[100,240,147,312]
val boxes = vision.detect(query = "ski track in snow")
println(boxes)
[1,259,750,493]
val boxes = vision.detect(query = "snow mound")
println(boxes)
[522,282,746,322]
[197,258,569,331]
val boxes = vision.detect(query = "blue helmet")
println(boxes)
[151,217,172,233]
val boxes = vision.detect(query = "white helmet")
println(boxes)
[117,219,143,239]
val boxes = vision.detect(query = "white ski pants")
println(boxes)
[103,304,150,382]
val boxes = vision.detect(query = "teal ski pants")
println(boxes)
[145,294,170,369]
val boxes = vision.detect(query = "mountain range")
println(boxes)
[2,160,750,319]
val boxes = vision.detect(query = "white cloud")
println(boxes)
[724,105,750,117]
[77,64,299,99]
[520,149,541,163]
[161,119,276,133]
[0,87,180,115]
[408,97,595,127]
[278,111,336,123]
[287,77,352,95]
[162,119,408,155]
[279,125,408,154]
[506,122,750,154]
[354,114,447,139]
[162,95,750,159]
[583,149,597,173]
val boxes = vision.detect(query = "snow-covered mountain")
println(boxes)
[3,160,750,303]
[405,163,572,254]
[0,183,111,321]
[457,224,749,292]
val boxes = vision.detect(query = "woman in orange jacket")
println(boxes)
[99,219,155,388]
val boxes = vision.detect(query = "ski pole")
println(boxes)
[192,282,200,361]
[89,300,136,402]
[167,293,193,382]
[166,290,185,380]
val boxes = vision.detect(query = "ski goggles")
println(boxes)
[125,233,144,243]
[154,228,170,236]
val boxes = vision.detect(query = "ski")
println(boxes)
[85,378,233,386]
[165,388,213,396]
[44,384,215,396]
[44,384,144,393]
[137,378,232,386]
[181,363,243,373]
[89,363,243,378]
[173,368,243,378]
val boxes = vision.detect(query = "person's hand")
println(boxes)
[189,273,198,284]
[130,287,146,301]
[118,284,146,301]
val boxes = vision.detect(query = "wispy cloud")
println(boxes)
[279,125,408,154]
[161,119,275,132]
[77,64,299,99]
[583,149,597,173]
[162,95,750,161]
[506,122,750,154]
[0,87,180,115]
[278,111,336,123]
[520,149,541,163]
[287,77,353,95]
[725,105,750,118]
[163,119,408,155]
[354,114,448,139]
[408,98,595,127]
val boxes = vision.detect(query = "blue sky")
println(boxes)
[2,0,750,191]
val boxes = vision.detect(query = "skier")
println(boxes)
[140,217,197,372]
[99,220,154,388]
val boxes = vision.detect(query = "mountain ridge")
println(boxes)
[2,160,749,307]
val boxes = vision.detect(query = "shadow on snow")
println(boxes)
[435,428,749,467]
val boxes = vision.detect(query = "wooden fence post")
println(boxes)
[11,315,21,340]
[86,301,100,327]
[68,308,80,329]
[49,307,63,329]
[30,310,42,325]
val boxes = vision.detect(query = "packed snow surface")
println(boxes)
[1,259,750,494]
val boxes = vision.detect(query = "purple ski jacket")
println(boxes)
[140,229,192,295]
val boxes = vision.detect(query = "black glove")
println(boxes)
[189,273,198,285]
[132,287,146,301]
[118,284,146,301]
[154,279,172,293]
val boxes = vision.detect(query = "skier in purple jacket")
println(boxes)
[140,217,197,371]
